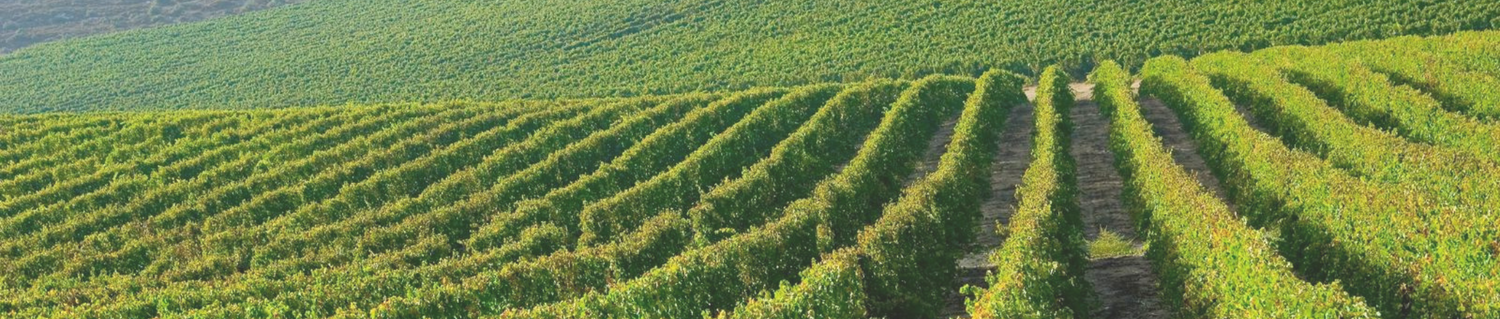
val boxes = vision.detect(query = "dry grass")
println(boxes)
[1088,228,1143,260]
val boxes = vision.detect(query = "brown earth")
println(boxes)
[1069,84,1172,319]
[1136,96,1239,204]
[942,82,1249,319]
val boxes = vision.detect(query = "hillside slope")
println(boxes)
[3,32,1500,317]
[0,0,310,54]
[0,0,1496,113]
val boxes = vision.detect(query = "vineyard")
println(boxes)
[1,0,1498,113]
[2,30,1500,318]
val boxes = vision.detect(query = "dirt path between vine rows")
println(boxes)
[1074,82,1251,319]
[1071,81,1256,319]
[1080,86,1250,319]
[1066,83,1172,319]
[1136,96,1239,206]
[940,100,1036,317]
[906,114,961,188]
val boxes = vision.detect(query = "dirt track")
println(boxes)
[942,99,1036,317]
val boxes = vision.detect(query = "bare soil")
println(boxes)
[905,115,960,187]
[1069,84,1172,319]
[941,100,1036,317]
[940,82,1249,319]
[1136,96,1237,205]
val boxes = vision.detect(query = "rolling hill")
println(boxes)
[0,0,309,54]
[0,0,1495,113]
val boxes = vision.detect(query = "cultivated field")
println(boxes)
[1,31,1498,318]
[0,0,1495,113]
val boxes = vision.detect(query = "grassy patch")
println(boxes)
[1088,228,1143,260]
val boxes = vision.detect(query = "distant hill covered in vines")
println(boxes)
[0,0,309,55]
[0,0,1495,113]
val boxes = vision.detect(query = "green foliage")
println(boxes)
[687,81,907,243]
[856,70,1014,318]
[1255,46,1500,163]
[463,89,786,252]
[1141,56,1498,318]
[245,97,665,279]
[576,84,842,245]
[1421,31,1500,78]
[7,32,1500,318]
[964,66,1092,318]
[0,107,378,267]
[706,69,1019,319]
[1086,230,1140,260]
[2,0,1495,113]
[1318,34,1500,120]
[707,249,867,319]
[1095,60,1378,317]
[0,102,529,312]
[7,106,426,283]
[710,70,1019,319]
[352,213,696,318]
[355,94,717,256]
[180,103,585,281]
[0,75,1001,317]
[1192,51,1500,242]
